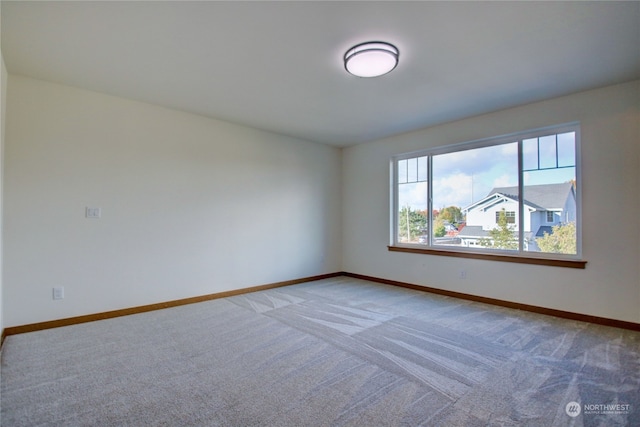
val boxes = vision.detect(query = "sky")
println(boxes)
[398,132,576,212]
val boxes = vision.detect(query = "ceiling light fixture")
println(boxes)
[344,41,399,78]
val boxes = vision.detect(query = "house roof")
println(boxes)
[536,226,554,237]
[488,182,575,211]
[455,225,486,237]
[464,182,575,213]
[457,225,535,241]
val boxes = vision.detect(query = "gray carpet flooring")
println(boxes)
[1,277,639,426]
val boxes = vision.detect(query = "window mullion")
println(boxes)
[427,155,433,247]
[392,160,399,246]
[518,140,525,252]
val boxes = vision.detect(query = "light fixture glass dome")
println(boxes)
[344,41,399,78]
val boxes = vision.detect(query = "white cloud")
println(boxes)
[492,173,517,188]
[500,143,518,156]
[433,173,472,208]
[398,182,428,210]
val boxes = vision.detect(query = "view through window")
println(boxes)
[393,125,579,258]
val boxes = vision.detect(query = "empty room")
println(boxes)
[0,1,639,426]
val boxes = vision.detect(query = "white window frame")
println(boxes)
[390,123,584,267]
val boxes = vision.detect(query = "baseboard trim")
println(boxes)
[1,272,343,343]
[3,270,638,346]
[342,272,640,331]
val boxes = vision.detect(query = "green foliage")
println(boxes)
[480,208,518,250]
[432,216,446,238]
[398,207,427,242]
[432,205,463,238]
[438,206,463,225]
[536,222,577,254]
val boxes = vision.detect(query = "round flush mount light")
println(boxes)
[344,41,399,78]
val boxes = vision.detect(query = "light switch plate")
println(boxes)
[85,207,101,218]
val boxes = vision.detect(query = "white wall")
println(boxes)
[4,75,342,327]
[3,74,638,328]
[343,81,640,323]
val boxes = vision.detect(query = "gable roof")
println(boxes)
[463,192,521,214]
[464,182,575,213]
[457,225,535,240]
[488,182,575,211]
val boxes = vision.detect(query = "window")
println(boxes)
[546,211,555,222]
[497,211,516,224]
[391,124,582,263]
[396,156,428,243]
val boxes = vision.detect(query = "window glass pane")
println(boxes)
[432,142,518,250]
[538,135,557,169]
[397,181,428,244]
[524,160,576,255]
[417,156,428,182]
[407,157,418,182]
[523,138,538,171]
[398,159,407,184]
[557,132,576,167]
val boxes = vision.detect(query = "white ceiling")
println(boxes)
[2,1,639,147]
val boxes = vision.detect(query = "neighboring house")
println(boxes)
[458,182,576,250]
[444,223,458,232]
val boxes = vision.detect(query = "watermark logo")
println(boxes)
[565,401,632,417]
[583,403,631,415]
[565,401,581,418]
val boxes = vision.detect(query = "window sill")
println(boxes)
[388,246,587,269]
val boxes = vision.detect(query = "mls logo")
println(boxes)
[565,401,581,417]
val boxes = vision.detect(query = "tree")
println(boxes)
[432,215,447,238]
[480,208,518,250]
[398,206,427,242]
[536,222,576,254]
[438,206,463,226]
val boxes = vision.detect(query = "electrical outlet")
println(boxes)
[53,287,64,300]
